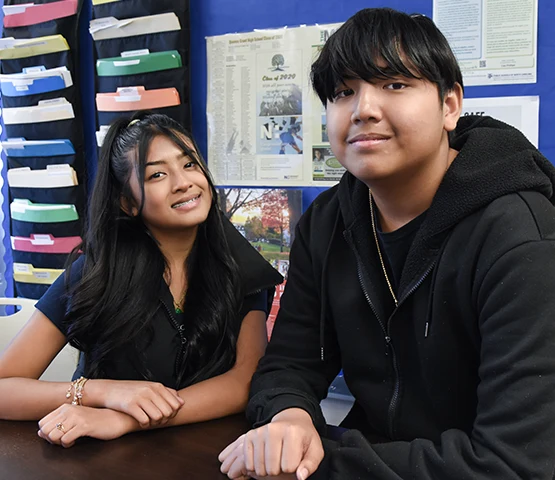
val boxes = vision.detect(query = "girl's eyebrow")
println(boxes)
[145,152,188,167]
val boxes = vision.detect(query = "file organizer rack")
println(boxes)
[0,0,86,299]
[91,0,191,147]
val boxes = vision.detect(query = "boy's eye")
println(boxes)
[385,82,407,90]
[332,88,354,100]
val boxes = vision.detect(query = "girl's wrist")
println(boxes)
[79,379,106,408]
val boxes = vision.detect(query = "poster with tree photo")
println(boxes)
[218,187,302,337]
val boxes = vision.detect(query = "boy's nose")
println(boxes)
[351,85,382,123]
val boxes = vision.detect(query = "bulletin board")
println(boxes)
[190,0,554,208]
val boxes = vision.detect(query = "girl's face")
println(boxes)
[128,134,212,238]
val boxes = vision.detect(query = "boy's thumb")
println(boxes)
[296,441,324,480]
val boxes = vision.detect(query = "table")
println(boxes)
[0,414,251,480]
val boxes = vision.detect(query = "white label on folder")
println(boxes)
[121,49,150,57]
[15,85,30,91]
[14,263,30,273]
[38,98,68,106]
[3,4,34,16]
[32,235,54,245]
[13,79,33,86]
[11,203,26,213]
[89,17,119,34]
[47,164,71,171]
[23,66,46,74]
[117,87,139,96]
[0,38,15,50]
[33,272,51,279]
[113,60,141,67]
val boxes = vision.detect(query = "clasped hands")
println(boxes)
[37,379,184,448]
[219,408,324,480]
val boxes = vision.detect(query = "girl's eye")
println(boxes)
[385,82,407,90]
[184,161,196,169]
[332,88,354,100]
[148,171,165,180]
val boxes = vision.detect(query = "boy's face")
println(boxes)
[325,72,461,186]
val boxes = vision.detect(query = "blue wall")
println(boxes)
[190,0,555,207]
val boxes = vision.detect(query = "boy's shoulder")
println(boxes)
[473,191,555,243]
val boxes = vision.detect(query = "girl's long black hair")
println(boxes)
[64,112,243,387]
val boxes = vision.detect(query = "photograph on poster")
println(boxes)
[312,146,346,182]
[257,116,303,155]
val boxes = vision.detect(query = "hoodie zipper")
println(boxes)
[385,263,435,438]
[347,231,436,439]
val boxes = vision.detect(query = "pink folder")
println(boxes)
[11,234,81,254]
[96,86,181,112]
[3,0,78,28]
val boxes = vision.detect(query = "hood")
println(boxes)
[431,115,555,236]
[222,214,284,295]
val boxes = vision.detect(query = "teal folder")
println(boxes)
[96,50,182,76]
[10,199,79,223]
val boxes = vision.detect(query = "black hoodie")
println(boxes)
[247,116,555,479]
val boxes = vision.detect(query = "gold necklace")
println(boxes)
[369,191,398,307]
[173,291,186,314]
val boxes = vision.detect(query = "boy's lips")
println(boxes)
[348,133,390,143]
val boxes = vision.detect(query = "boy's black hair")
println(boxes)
[311,8,463,105]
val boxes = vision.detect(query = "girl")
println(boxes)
[0,113,282,447]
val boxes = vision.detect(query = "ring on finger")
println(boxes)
[55,422,66,433]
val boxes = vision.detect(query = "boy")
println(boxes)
[220,8,555,479]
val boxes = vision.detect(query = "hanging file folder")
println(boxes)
[96,86,180,111]
[11,234,81,254]
[0,35,69,60]
[89,13,180,41]
[92,0,119,4]
[11,199,79,223]
[2,138,75,157]
[8,165,78,188]
[3,0,78,28]
[13,263,64,285]
[2,98,74,124]
[96,50,182,76]
[0,66,72,97]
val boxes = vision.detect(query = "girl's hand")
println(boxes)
[37,404,136,448]
[86,379,184,428]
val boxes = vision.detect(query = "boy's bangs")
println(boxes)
[312,8,462,105]
[326,31,421,98]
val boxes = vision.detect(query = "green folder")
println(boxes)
[10,199,79,223]
[96,50,182,77]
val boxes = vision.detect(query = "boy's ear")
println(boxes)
[120,195,138,217]
[443,82,463,132]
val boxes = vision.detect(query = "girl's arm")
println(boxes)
[0,309,183,423]
[170,308,268,424]
[36,308,268,447]
[120,308,268,433]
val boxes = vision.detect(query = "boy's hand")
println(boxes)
[85,379,184,427]
[37,404,136,448]
[219,408,324,480]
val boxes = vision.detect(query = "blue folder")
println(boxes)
[0,66,72,97]
[2,138,75,157]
